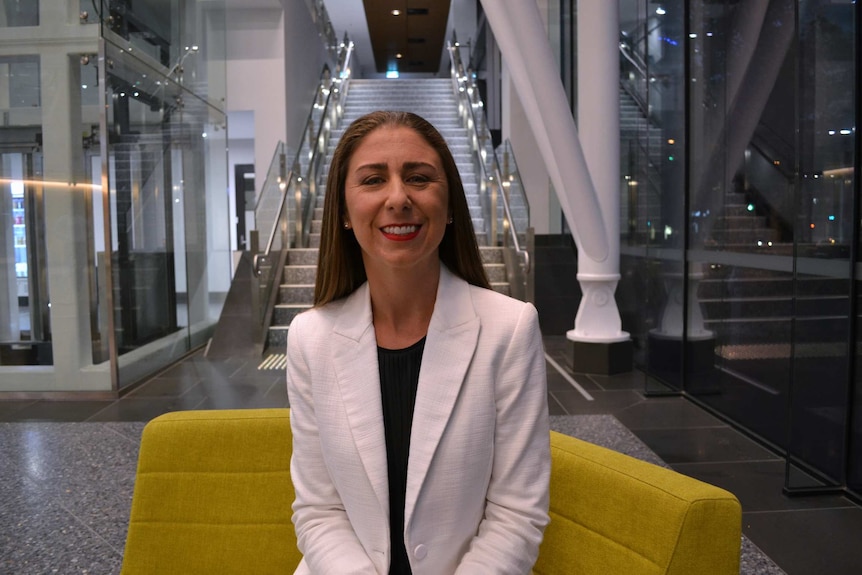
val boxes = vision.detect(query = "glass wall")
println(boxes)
[611,0,859,498]
[617,0,688,392]
[0,50,48,364]
[0,1,227,393]
[98,0,229,388]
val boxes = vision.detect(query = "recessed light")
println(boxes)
[391,9,401,16]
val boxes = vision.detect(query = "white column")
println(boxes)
[40,47,107,389]
[479,0,608,263]
[568,0,628,344]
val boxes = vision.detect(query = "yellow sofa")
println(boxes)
[121,409,741,574]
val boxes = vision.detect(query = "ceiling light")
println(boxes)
[391,9,401,16]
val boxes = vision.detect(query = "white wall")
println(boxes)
[224,1,329,254]
[282,0,332,154]
[226,111,254,253]
[226,6,287,206]
[444,0,478,76]
[502,65,553,234]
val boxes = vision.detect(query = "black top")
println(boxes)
[377,336,425,575]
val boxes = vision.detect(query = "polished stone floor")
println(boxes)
[1,335,860,574]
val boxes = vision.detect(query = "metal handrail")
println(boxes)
[296,85,335,248]
[494,140,532,273]
[619,41,647,79]
[253,38,353,276]
[262,169,292,260]
[299,40,354,247]
[249,38,354,341]
[447,32,531,274]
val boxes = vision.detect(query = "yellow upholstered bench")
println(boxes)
[121,409,741,574]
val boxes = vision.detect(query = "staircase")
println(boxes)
[619,86,663,238]
[619,83,848,386]
[266,78,510,350]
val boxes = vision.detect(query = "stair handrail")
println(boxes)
[310,0,340,62]
[250,37,353,338]
[494,139,532,274]
[618,37,652,122]
[253,36,353,266]
[251,142,291,326]
[447,32,532,283]
[299,37,354,248]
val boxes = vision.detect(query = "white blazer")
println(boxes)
[286,265,550,574]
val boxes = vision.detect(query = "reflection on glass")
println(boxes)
[0,49,53,366]
[784,0,854,491]
[852,285,862,495]
[100,20,228,386]
[608,0,859,499]
[617,0,687,394]
[99,0,224,107]
[688,0,797,255]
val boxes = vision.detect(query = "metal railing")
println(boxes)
[447,32,533,300]
[250,142,290,326]
[251,37,354,335]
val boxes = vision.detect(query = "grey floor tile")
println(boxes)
[85,396,206,423]
[102,422,148,444]
[0,400,37,419]
[743,507,862,575]
[1,401,115,423]
[0,464,123,574]
[550,388,645,415]
[583,370,647,391]
[547,394,568,415]
[545,368,601,393]
[634,426,780,465]
[124,375,203,397]
[674,460,853,513]
[615,396,727,430]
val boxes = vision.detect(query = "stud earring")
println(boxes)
[447,216,454,224]
[343,222,350,229]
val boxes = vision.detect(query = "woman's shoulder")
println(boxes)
[467,283,538,324]
[288,298,348,336]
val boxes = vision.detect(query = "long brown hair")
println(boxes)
[314,110,490,306]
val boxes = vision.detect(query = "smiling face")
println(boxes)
[343,125,450,282]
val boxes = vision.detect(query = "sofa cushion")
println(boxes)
[534,431,741,575]
[121,408,300,575]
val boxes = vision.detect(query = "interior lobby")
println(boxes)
[1,1,861,573]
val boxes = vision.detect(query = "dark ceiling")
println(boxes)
[362,1,452,74]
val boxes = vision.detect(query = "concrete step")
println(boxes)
[279,284,314,304]
[283,265,316,284]
[274,303,312,325]
[286,248,318,265]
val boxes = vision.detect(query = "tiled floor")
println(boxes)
[542,337,862,575]
[1,335,861,574]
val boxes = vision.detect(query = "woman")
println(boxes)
[286,111,550,574]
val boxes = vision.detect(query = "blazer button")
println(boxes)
[413,544,428,560]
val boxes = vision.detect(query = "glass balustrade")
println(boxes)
[251,37,353,338]
[0,1,228,393]
[447,32,533,301]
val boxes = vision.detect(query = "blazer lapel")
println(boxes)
[404,266,480,526]
[330,282,390,520]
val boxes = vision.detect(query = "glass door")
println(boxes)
[0,150,51,364]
